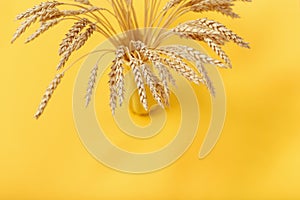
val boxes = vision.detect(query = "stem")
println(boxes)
[152,30,173,48]
[130,1,139,29]
[144,0,149,27]
[152,0,162,26]
[126,0,135,40]
[95,9,122,44]
[110,0,124,30]
[62,49,115,73]
[150,3,186,46]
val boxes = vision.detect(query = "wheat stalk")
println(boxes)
[59,18,89,56]
[57,19,95,70]
[11,15,39,43]
[115,47,126,106]
[85,64,98,107]
[159,45,227,68]
[25,18,62,43]
[12,0,251,118]
[109,61,118,115]
[163,57,204,84]
[188,0,240,18]
[173,23,228,45]
[204,38,232,68]
[34,73,64,119]
[61,7,102,16]
[108,46,126,114]
[75,0,91,5]
[141,64,165,108]
[75,23,96,50]
[39,8,63,22]
[129,57,149,111]
[131,40,174,90]
[185,18,250,48]
[16,1,63,20]
[196,61,216,96]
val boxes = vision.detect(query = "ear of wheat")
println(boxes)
[12,0,251,119]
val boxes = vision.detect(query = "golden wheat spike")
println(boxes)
[61,7,102,16]
[131,41,171,92]
[34,73,64,119]
[108,46,126,114]
[193,18,250,48]
[25,18,62,43]
[74,0,91,5]
[173,23,227,45]
[159,45,227,68]
[57,19,95,70]
[59,18,89,56]
[189,0,240,18]
[141,64,165,108]
[75,23,97,50]
[130,57,148,111]
[11,15,38,43]
[16,1,62,20]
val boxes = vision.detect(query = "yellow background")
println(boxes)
[1,0,300,199]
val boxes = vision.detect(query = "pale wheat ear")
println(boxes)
[12,0,251,118]
[196,61,216,96]
[85,51,113,107]
[205,38,232,68]
[85,64,98,107]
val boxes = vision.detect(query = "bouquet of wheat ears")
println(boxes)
[12,0,251,119]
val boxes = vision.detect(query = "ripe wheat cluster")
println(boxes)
[12,0,251,119]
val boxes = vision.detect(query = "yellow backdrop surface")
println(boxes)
[1,0,300,199]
